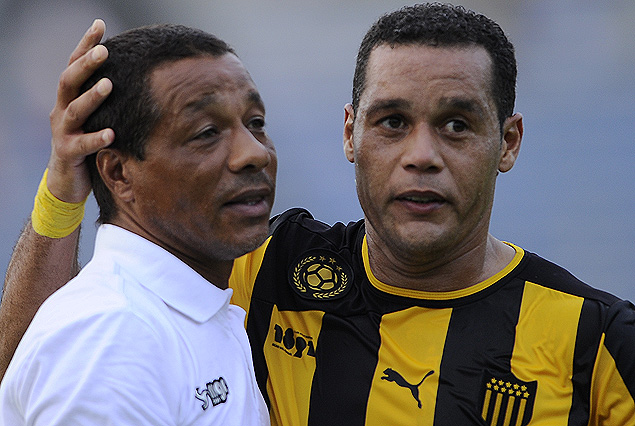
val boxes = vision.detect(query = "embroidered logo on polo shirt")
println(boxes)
[289,250,353,300]
[195,377,229,410]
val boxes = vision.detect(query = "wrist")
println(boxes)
[45,156,92,203]
[31,169,88,238]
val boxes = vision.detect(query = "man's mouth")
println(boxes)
[226,194,266,206]
[395,190,447,213]
[223,187,273,216]
[397,190,445,203]
[400,194,443,203]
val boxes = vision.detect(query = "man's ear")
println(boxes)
[96,149,134,203]
[343,103,355,163]
[498,112,523,173]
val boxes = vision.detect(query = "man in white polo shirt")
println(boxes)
[0,23,275,425]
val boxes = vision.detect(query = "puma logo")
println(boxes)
[381,368,435,409]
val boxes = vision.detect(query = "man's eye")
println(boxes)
[443,120,468,133]
[248,117,266,131]
[193,126,219,140]
[379,116,405,130]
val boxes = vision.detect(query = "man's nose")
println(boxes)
[227,126,271,173]
[401,123,444,172]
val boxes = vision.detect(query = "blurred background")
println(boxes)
[1,0,633,301]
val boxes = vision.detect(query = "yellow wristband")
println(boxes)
[31,169,87,238]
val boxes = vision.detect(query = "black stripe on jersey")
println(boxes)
[603,300,635,399]
[567,299,605,425]
[245,299,275,409]
[269,208,312,236]
[307,312,382,426]
[434,277,526,425]
[520,252,618,306]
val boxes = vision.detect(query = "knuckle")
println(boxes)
[58,72,72,93]
[65,104,80,123]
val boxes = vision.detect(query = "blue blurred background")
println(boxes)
[1,0,633,301]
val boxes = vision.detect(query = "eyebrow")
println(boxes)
[183,90,265,114]
[364,99,411,117]
[248,90,265,112]
[438,96,486,118]
[183,94,217,114]
[365,96,487,118]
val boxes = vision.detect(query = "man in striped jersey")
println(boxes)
[2,3,634,426]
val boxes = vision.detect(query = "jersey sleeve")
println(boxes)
[589,300,635,425]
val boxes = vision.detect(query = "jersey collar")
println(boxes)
[361,235,525,300]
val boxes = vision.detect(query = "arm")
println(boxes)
[0,223,81,380]
[0,19,114,380]
[589,300,635,425]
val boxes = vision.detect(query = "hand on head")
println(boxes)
[47,19,114,203]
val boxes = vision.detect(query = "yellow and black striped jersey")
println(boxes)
[230,209,635,426]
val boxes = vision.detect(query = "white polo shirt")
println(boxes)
[0,224,270,426]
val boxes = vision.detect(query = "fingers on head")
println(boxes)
[68,19,106,64]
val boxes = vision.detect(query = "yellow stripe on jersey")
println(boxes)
[230,236,272,325]
[366,306,453,426]
[511,281,584,422]
[589,334,635,425]
[265,306,324,426]
[362,236,525,300]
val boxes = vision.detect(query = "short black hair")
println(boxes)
[81,24,236,224]
[352,3,517,130]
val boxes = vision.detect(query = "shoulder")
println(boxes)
[268,207,365,250]
[14,295,164,370]
[509,248,635,402]
[30,258,168,339]
[602,299,635,369]
[514,248,635,347]
[2,307,178,424]
[11,257,173,373]
[515,249,621,306]
[231,208,364,307]
[269,207,316,233]
[3,289,177,414]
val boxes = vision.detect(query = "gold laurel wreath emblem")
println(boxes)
[293,256,350,300]
[292,256,315,293]
[312,272,348,299]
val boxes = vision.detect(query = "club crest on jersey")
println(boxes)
[289,250,353,300]
[479,370,537,426]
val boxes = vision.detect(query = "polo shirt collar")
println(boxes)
[93,224,231,323]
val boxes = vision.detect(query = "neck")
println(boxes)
[109,218,233,290]
[366,232,515,293]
